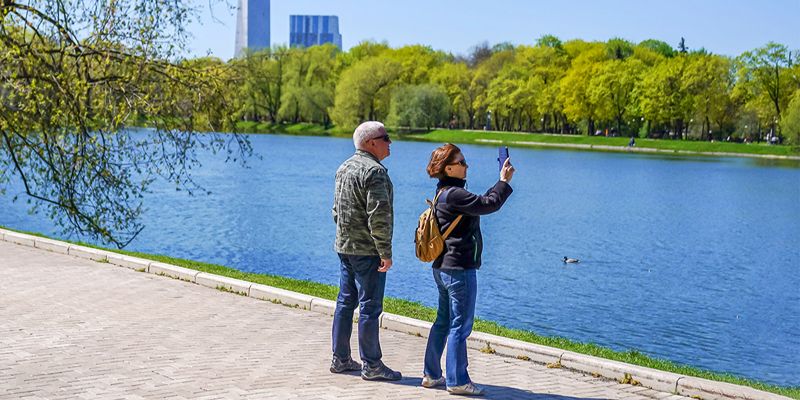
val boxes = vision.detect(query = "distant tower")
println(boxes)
[235,0,270,57]
[289,15,342,49]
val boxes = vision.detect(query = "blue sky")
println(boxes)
[187,0,800,60]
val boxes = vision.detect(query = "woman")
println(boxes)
[421,143,515,395]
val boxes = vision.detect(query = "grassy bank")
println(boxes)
[2,226,797,398]
[415,129,800,157]
[232,122,800,158]
[235,121,349,136]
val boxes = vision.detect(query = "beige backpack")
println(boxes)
[415,188,463,262]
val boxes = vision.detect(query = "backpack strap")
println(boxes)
[442,215,462,239]
[436,187,463,239]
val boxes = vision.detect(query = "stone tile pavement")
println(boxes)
[0,240,688,399]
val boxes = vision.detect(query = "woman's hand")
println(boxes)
[500,158,515,183]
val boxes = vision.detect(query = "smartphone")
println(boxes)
[498,146,509,171]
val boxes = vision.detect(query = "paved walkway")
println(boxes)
[0,240,687,399]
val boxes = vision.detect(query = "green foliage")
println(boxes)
[638,39,676,58]
[736,42,796,127]
[589,58,645,133]
[278,45,337,125]
[606,38,634,60]
[387,84,450,130]
[431,62,477,128]
[781,90,800,144]
[536,34,564,50]
[383,44,446,85]
[230,47,288,123]
[330,56,401,129]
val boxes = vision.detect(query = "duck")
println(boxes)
[563,256,580,264]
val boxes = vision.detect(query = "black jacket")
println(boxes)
[432,177,513,270]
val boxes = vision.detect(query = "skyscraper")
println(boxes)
[289,15,342,49]
[234,0,270,57]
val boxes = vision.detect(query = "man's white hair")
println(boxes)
[353,121,385,150]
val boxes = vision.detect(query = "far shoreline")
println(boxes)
[223,122,800,161]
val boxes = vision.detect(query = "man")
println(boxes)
[330,121,401,381]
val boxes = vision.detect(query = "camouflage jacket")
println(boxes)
[333,150,394,258]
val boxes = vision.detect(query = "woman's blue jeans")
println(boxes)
[332,254,386,368]
[423,268,477,387]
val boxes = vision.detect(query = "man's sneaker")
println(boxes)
[330,357,362,373]
[361,362,402,381]
[447,382,485,396]
[421,375,446,388]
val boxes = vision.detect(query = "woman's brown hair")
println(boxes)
[426,143,462,179]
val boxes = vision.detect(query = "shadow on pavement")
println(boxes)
[380,375,610,400]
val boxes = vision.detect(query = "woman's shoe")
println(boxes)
[447,382,485,396]
[421,375,446,388]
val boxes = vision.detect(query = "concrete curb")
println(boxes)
[310,297,337,316]
[196,272,253,295]
[68,245,110,262]
[0,228,790,400]
[107,254,151,271]
[381,313,431,337]
[34,237,71,255]
[677,377,791,400]
[149,261,200,282]
[560,351,683,394]
[249,284,313,309]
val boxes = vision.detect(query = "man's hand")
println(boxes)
[378,258,393,272]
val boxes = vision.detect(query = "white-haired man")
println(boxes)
[330,121,401,381]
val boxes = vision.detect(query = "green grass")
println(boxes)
[411,129,800,157]
[2,225,798,398]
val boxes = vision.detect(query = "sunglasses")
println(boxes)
[373,134,391,142]
[449,159,467,166]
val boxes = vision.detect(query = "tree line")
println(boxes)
[217,37,800,144]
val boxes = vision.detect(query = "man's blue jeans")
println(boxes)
[332,253,386,367]
[423,268,477,387]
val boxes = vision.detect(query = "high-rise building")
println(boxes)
[289,15,342,49]
[235,0,270,57]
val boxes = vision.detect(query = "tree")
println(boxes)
[387,84,450,131]
[559,42,606,134]
[330,56,401,128]
[466,41,493,67]
[470,49,515,130]
[384,45,446,85]
[334,40,389,73]
[780,89,800,144]
[523,44,570,132]
[0,1,251,247]
[589,58,645,135]
[683,54,737,139]
[231,47,287,123]
[606,38,634,60]
[736,43,798,132]
[639,39,676,58]
[678,37,688,54]
[637,55,693,137]
[485,60,540,131]
[536,34,563,50]
[278,45,337,125]
[431,62,476,129]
